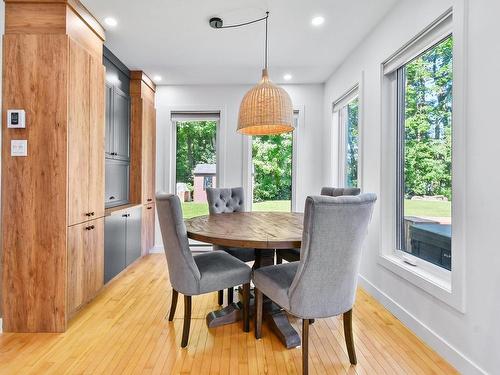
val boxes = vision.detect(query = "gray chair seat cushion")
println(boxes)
[278,248,300,262]
[194,251,252,294]
[214,245,255,262]
[253,262,299,310]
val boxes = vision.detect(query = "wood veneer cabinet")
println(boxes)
[68,41,105,226]
[1,0,106,332]
[130,71,157,255]
[68,219,104,314]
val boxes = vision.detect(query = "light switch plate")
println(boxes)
[7,109,26,128]
[11,140,28,157]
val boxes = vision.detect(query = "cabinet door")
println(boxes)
[68,222,87,314]
[112,88,130,161]
[89,56,105,219]
[68,41,90,226]
[85,218,104,300]
[68,219,104,315]
[105,84,113,157]
[126,206,142,266]
[104,214,126,283]
[105,159,129,207]
[142,203,155,255]
[142,100,156,204]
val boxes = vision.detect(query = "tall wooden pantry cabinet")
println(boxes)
[1,0,106,332]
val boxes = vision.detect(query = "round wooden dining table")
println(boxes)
[185,212,304,349]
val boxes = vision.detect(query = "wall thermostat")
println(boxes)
[7,109,26,128]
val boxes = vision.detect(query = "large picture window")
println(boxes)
[396,35,453,270]
[171,111,219,220]
[251,112,298,212]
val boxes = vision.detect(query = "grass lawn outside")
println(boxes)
[404,199,451,218]
[181,200,292,219]
[181,199,451,220]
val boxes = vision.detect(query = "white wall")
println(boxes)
[154,83,325,247]
[322,0,499,373]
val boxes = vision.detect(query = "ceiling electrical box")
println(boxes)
[7,109,26,128]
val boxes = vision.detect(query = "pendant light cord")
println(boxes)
[265,12,269,70]
[211,11,270,71]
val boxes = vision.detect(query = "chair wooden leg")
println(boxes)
[242,283,250,332]
[168,289,178,321]
[302,319,310,375]
[254,288,263,339]
[227,287,234,304]
[309,319,315,325]
[181,295,192,348]
[343,309,357,365]
[218,290,224,306]
[276,252,283,264]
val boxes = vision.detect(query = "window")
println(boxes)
[380,10,465,310]
[171,111,219,219]
[334,87,360,187]
[395,35,453,271]
[203,176,213,190]
[251,112,298,212]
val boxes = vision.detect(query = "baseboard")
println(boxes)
[149,245,163,254]
[358,275,487,375]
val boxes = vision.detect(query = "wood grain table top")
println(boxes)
[185,212,304,249]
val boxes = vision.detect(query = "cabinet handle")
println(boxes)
[147,207,152,210]
[147,198,153,202]
[109,196,116,200]
[85,225,95,231]
[122,213,130,218]
[85,212,95,217]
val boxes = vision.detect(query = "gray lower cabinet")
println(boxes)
[126,207,142,266]
[104,206,142,283]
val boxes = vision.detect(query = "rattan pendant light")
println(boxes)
[210,12,294,135]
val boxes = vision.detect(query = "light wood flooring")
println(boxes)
[0,254,458,374]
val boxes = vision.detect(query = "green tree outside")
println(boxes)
[404,36,453,200]
[175,121,217,187]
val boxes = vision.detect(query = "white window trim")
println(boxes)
[243,107,303,212]
[166,106,227,194]
[379,7,467,313]
[333,82,363,188]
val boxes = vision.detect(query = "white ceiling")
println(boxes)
[82,0,399,85]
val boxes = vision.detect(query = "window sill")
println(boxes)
[377,253,463,312]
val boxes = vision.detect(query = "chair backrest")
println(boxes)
[288,194,377,319]
[206,187,245,214]
[321,187,361,197]
[156,193,201,295]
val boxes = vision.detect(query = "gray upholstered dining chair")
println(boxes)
[156,193,252,348]
[253,193,376,375]
[206,187,256,305]
[276,186,362,264]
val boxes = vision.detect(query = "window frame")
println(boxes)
[333,85,361,188]
[379,8,466,312]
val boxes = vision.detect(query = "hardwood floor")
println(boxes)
[0,254,457,374]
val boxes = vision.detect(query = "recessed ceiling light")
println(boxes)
[311,16,325,27]
[153,75,162,82]
[104,17,118,27]
[283,74,292,81]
